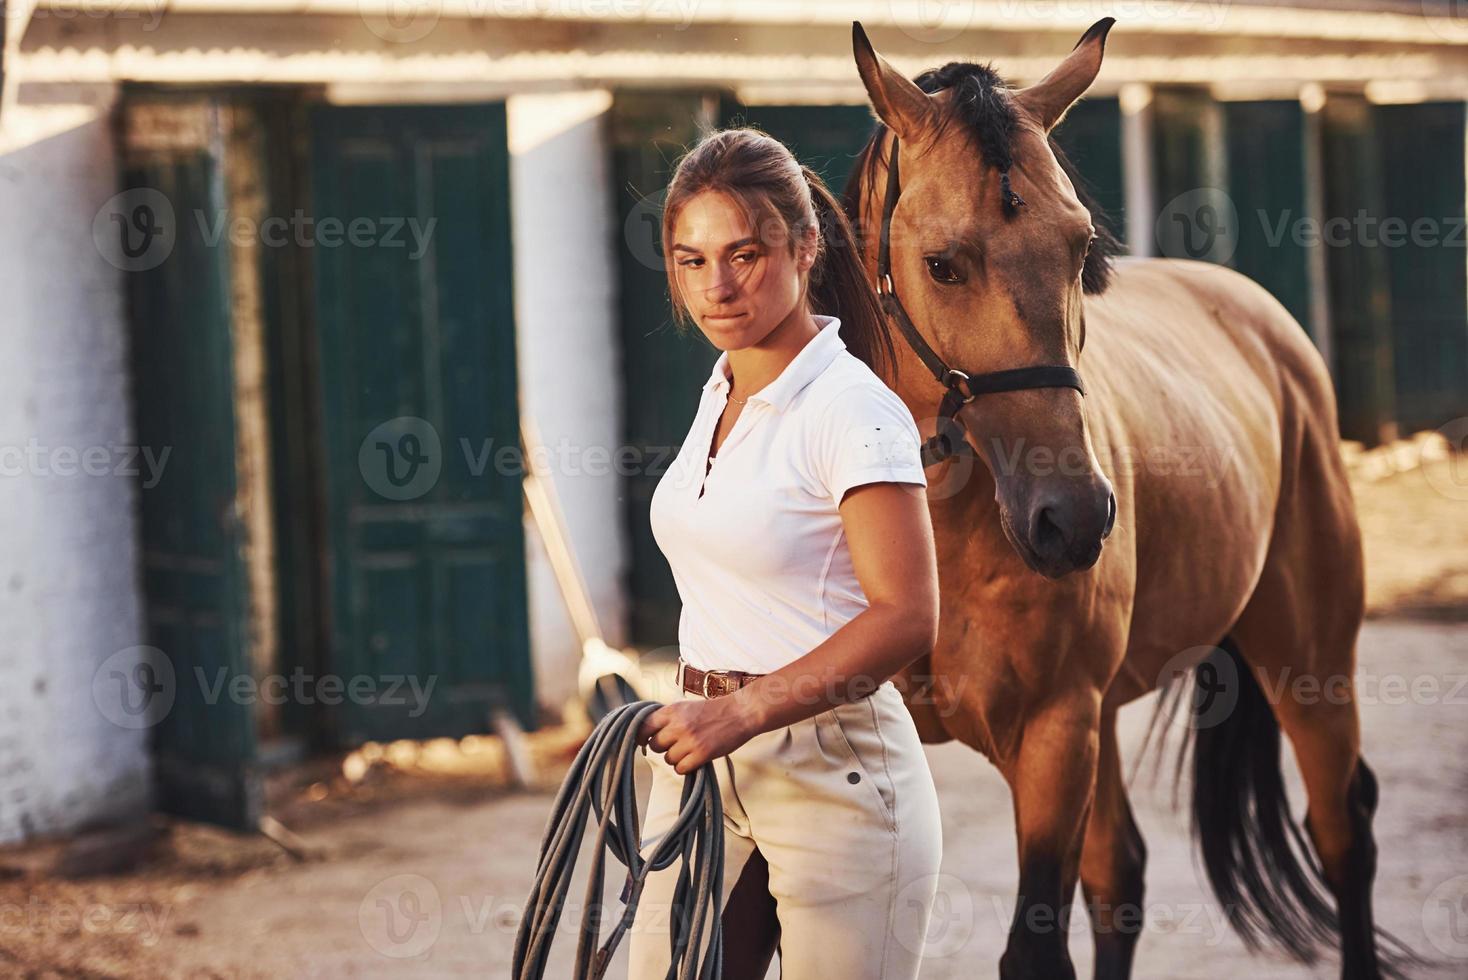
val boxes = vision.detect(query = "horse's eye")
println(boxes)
[924,256,964,284]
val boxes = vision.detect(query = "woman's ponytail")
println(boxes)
[800,164,897,383]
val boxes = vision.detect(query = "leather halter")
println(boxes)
[874,135,1087,467]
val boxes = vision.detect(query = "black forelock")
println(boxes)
[913,61,1020,187]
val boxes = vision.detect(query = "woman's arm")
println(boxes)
[733,480,939,731]
[639,481,938,774]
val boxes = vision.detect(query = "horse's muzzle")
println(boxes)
[1023,477,1115,577]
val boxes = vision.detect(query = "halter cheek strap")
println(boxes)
[873,134,1087,468]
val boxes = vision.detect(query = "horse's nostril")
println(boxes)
[1032,505,1067,558]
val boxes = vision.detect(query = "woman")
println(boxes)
[626,127,943,980]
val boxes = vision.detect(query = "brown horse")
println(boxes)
[844,19,1404,980]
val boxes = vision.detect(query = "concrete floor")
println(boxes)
[136,616,1468,979]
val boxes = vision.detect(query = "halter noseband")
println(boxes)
[874,135,1087,468]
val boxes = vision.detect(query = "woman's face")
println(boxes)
[670,189,815,351]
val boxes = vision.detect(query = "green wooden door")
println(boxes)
[1225,101,1313,333]
[1320,95,1398,445]
[1052,96,1126,247]
[310,104,533,741]
[120,98,261,830]
[1152,89,1231,264]
[612,92,720,647]
[720,100,877,196]
[1377,102,1468,433]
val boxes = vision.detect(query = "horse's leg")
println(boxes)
[998,692,1101,980]
[1079,710,1146,980]
[1233,629,1383,978]
[1220,423,1388,978]
[1274,703,1380,980]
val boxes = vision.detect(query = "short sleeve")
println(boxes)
[811,382,927,504]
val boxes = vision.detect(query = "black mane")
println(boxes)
[842,61,1120,295]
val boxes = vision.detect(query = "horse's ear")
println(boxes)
[852,21,937,143]
[1013,17,1115,132]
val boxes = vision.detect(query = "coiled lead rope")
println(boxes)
[514,699,726,980]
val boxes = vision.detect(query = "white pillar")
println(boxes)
[1300,83,1335,374]
[507,90,626,721]
[1120,83,1156,258]
[0,90,154,842]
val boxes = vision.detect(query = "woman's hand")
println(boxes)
[637,696,761,775]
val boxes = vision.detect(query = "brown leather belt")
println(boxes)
[677,658,765,699]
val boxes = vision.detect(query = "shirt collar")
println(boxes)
[701,314,846,413]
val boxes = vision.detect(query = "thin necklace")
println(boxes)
[727,390,747,406]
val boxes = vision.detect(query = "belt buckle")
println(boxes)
[701,671,716,699]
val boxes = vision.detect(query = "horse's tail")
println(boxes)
[1180,635,1419,978]
[1187,635,1340,963]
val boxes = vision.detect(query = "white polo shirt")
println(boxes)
[649,314,927,676]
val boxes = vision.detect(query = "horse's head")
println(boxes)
[849,19,1120,579]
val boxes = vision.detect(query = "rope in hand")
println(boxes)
[513,699,726,980]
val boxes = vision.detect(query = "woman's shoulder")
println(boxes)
[796,351,928,493]
[802,350,911,419]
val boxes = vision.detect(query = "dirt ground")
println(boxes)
[2,457,1465,979]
